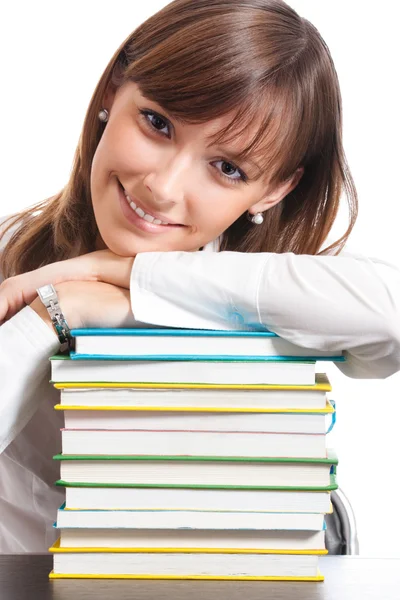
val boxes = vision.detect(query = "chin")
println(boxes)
[108,242,137,257]
[96,233,133,256]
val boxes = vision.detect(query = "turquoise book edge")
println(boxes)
[52,503,329,530]
[68,352,344,362]
[51,354,317,364]
[70,328,278,337]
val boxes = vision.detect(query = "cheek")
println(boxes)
[191,194,248,232]
[108,118,163,176]
[92,119,154,180]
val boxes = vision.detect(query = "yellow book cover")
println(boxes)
[49,571,324,581]
[49,539,328,555]
[53,372,331,391]
[54,398,334,414]
[48,540,324,581]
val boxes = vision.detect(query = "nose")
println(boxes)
[143,151,193,207]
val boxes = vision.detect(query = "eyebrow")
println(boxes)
[140,97,263,176]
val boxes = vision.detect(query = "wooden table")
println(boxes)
[1,554,399,600]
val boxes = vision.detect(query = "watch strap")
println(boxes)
[36,284,73,351]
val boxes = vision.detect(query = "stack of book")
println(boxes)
[48,328,342,581]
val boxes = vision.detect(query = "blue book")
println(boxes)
[70,328,344,362]
[52,501,328,532]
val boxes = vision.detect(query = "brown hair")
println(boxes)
[1,0,357,278]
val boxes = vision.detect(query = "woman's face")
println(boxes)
[91,81,298,255]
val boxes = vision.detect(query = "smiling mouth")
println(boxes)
[119,181,184,227]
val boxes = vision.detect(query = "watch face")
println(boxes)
[38,284,54,299]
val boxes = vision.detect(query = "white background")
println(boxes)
[1,1,399,555]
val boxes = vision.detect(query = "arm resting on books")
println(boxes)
[130,250,400,379]
[0,279,138,453]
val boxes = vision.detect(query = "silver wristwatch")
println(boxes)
[36,284,73,351]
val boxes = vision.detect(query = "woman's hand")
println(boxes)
[0,249,135,324]
[30,280,137,333]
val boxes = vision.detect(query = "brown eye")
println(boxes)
[139,109,171,138]
[212,160,245,185]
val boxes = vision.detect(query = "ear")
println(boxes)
[248,167,304,215]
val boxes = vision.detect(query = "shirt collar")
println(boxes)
[202,235,221,253]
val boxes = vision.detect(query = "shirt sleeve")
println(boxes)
[0,306,60,454]
[130,250,400,379]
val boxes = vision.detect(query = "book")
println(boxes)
[48,327,341,584]
[55,502,324,531]
[49,539,324,580]
[55,503,325,531]
[50,355,319,385]
[70,327,343,360]
[57,527,327,552]
[60,428,327,458]
[56,373,331,409]
[53,451,338,489]
[59,483,333,513]
[56,404,333,433]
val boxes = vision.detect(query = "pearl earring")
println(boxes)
[248,211,264,225]
[98,108,109,123]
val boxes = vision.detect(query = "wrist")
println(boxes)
[94,250,135,289]
[31,284,81,332]
[30,297,55,332]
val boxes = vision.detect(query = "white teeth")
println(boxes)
[123,187,173,226]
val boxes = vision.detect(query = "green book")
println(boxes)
[55,471,338,492]
[55,478,335,512]
[53,450,337,490]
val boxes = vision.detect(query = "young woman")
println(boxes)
[0,0,399,552]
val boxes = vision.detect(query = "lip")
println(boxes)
[119,181,183,226]
[118,182,183,234]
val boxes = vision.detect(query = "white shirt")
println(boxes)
[1,218,400,551]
